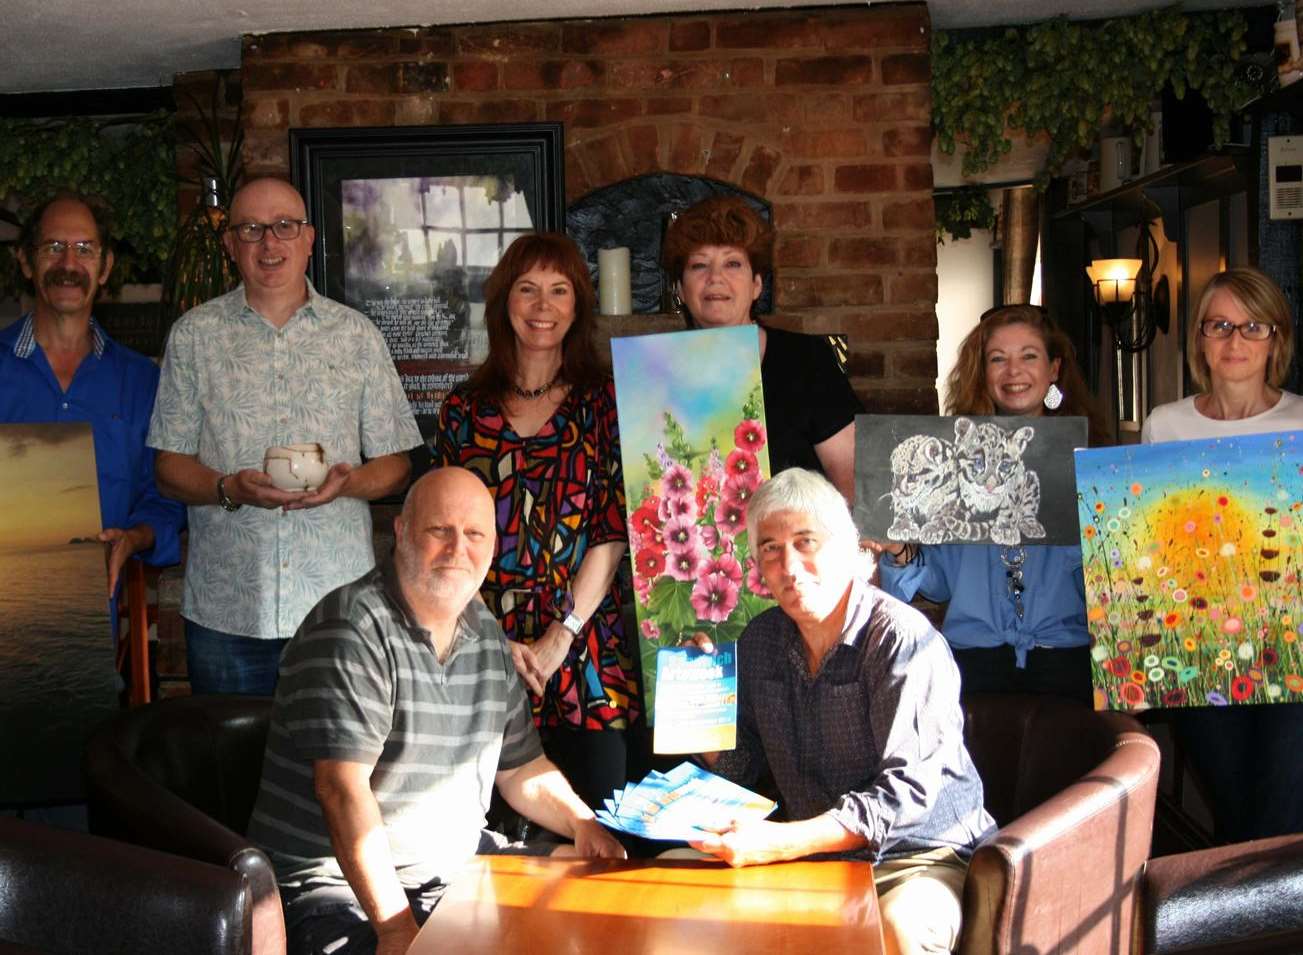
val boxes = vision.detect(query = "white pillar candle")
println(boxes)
[598,246,632,315]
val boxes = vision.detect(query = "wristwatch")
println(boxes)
[560,611,585,639]
[216,475,242,512]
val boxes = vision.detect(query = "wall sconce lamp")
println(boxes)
[1085,222,1170,353]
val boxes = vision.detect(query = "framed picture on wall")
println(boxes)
[290,123,565,438]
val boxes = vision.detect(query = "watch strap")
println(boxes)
[217,475,241,512]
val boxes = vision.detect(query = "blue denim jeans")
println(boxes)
[183,618,287,696]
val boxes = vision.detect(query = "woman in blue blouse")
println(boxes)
[876,306,1106,704]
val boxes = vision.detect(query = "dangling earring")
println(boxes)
[1043,382,1064,410]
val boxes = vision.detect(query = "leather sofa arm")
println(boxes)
[83,736,286,955]
[1140,834,1303,954]
[959,733,1160,955]
[0,816,251,955]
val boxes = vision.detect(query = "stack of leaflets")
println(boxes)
[596,762,777,842]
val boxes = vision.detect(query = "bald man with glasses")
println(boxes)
[149,177,421,696]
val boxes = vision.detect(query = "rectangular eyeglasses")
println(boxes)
[1199,319,1276,341]
[229,219,309,243]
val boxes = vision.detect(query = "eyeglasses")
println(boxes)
[228,219,309,243]
[34,240,100,260]
[1199,319,1276,341]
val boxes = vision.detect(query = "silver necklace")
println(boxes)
[999,546,1026,620]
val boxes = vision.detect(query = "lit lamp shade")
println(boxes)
[1086,258,1142,304]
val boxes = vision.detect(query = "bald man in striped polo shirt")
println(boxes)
[248,467,625,955]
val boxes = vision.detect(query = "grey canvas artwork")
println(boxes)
[854,415,1088,546]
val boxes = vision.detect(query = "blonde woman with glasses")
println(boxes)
[1141,267,1303,844]
[1143,266,1301,440]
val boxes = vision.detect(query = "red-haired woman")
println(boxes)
[433,233,638,814]
[662,196,863,501]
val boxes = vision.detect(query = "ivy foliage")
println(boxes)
[932,7,1255,180]
[935,186,998,243]
[0,113,176,299]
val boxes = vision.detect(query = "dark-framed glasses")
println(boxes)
[229,218,309,243]
[35,239,99,260]
[1199,319,1276,341]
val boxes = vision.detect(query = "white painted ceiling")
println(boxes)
[0,0,1267,95]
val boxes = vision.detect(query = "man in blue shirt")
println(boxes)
[0,192,185,635]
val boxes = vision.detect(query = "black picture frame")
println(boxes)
[289,123,565,440]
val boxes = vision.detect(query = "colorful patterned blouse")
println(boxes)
[434,379,639,731]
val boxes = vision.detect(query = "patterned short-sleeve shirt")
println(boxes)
[147,283,423,639]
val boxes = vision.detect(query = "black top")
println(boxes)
[760,325,863,475]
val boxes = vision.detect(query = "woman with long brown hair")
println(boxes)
[433,233,638,816]
[876,305,1106,703]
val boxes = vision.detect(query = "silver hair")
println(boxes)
[746,468,858,547]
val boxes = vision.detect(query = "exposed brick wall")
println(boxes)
[236,4,938,412]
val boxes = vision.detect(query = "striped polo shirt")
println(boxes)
[247,562,543,891]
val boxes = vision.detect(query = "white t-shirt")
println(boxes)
[1141,390,1303,443]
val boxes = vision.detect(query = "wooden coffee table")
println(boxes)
[410,855,885,955]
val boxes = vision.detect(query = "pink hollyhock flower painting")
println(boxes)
[666,547,705,582]
[704,554,743,584]
[662,515,699,553]
[724,448,759,483]
[609,324,778,718]
[659,493,698,523]
[695,473,720,512]
[715,499,746,538]
[661,462,694,499]
[635,547,667,580]
[722,476,757,508]
[734,419,766,453]
[630,497,662,536]
[691,574,740,623]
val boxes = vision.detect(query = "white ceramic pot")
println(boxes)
[264,443,329,491]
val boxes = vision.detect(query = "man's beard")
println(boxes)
[395,540,479,611]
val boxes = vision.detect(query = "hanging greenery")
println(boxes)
[932,7,1256,181]
[935,186,998,244]
[0,113,176,299]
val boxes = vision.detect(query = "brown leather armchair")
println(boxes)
[958,694,1162,955]
[1139,833,1303,954]
[82,694,283,955]
[0,815,252,954]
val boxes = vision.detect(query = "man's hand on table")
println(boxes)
[569,818,627,859]
[689,819,794,868]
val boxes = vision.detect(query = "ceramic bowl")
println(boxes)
[264,442,329,492]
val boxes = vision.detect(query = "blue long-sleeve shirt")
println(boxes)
[1,315,185,634]
[876,543,1089,667]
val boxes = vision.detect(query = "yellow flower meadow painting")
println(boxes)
[1075,430,1303,711]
